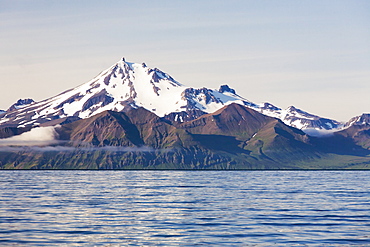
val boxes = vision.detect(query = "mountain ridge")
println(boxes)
[0,57,350,135]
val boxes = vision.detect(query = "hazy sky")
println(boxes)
[1,0,369,121]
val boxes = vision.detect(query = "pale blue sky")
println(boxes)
[1,0,369,121]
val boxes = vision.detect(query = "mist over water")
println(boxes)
[0,170,369,246]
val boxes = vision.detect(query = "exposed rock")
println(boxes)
[7,98,35,112]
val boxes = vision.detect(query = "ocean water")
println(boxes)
[0,170,369,246]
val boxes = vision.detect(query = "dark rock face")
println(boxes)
[0,126,32,139]
[179,103,272,137]
[163,109,207,124]
[149,68,176,83]
[259,102,281,112]
[218,85,236,94]
[7,99,35,112]
[82,89,114,111]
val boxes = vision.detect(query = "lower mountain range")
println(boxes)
[0,58,369,169]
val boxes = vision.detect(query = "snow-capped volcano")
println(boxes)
[0,57,342,135]
[0,58,252,128]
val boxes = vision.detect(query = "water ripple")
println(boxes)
[0,170,369,246]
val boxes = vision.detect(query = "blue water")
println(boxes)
[0,170,369,246]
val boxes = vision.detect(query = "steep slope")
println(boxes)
[0,126,32,139]
[178,103,320,162]
[179,103,271,138]
[57,108,197,149]
[58,111,144,147]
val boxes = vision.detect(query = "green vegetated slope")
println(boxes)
[1,103,370,169]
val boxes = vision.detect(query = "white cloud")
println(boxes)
[0,126,59,146]
[0,127,171,152]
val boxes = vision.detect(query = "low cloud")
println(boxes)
[0,126,60,146]
[302,128,336,137]
[0,126,172,153]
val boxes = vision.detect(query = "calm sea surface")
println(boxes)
[0,170,369,246]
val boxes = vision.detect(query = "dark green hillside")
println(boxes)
[1,104,370,169]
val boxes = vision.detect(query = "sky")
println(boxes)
[0,0,369,121]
